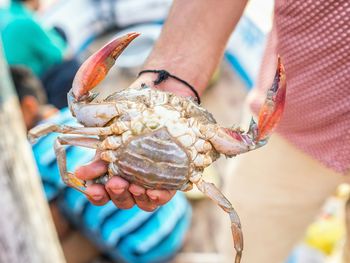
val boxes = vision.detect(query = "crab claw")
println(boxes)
[201,57,286,157]
[71,32,140,101]
[255,56,286,142]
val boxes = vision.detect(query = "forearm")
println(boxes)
[137,0,248,97]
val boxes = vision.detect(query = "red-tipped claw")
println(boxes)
[202,57,286,157]
[256,56,286,142]
[72,32,140,100]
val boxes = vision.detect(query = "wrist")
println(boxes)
[132,71,199,99]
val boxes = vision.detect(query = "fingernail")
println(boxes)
[111,187,125,195]
[148,194,158,201]
[133,191,142,197]
[92,195,104,201]
[130,186,144,196]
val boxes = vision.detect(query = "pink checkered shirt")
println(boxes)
[249,0,350,174]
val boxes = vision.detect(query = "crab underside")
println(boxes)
[28,33,286,263]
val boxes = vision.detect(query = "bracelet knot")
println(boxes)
[138,69,201,104]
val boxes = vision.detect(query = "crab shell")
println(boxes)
[96,85,220,191]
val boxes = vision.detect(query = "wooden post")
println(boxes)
[0,44,65,262]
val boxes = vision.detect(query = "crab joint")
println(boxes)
[101,150,117,162]
[101,136,122,150]
[111,121,130,134]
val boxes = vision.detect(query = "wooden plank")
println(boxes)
[0,44,65,263]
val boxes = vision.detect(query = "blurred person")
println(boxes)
[76,0,350,262]
[11,66,191,263]
[0,0,80,109]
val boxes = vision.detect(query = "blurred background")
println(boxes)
[0,0,349,263]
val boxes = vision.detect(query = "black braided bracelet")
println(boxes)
[138,69,201,104]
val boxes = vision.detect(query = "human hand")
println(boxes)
[75,74,197,211]
[75,155,176,211]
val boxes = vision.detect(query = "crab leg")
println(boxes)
[28,120,131,143]
[53,135,125,195]
[194,179,243,263]
[201,57,286,156]
[68,32,140,126]
[54,139,90,196]
[57,136,101,149]
[69,101,128,127]
[28,123,116,143]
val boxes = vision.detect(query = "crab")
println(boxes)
[28,32,286,263]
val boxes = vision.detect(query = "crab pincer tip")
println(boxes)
[271,55,286,93]
[256,56,287,141]
[71,32,140,100]
[278,55,286,79]
[127,32,141,38]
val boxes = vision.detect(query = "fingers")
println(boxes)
[147,189,176,205]
[75,159,108,180]
[75,155,176,211]
[129,184,158,212]
[85,184,110,206]
[105,176,135,209]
